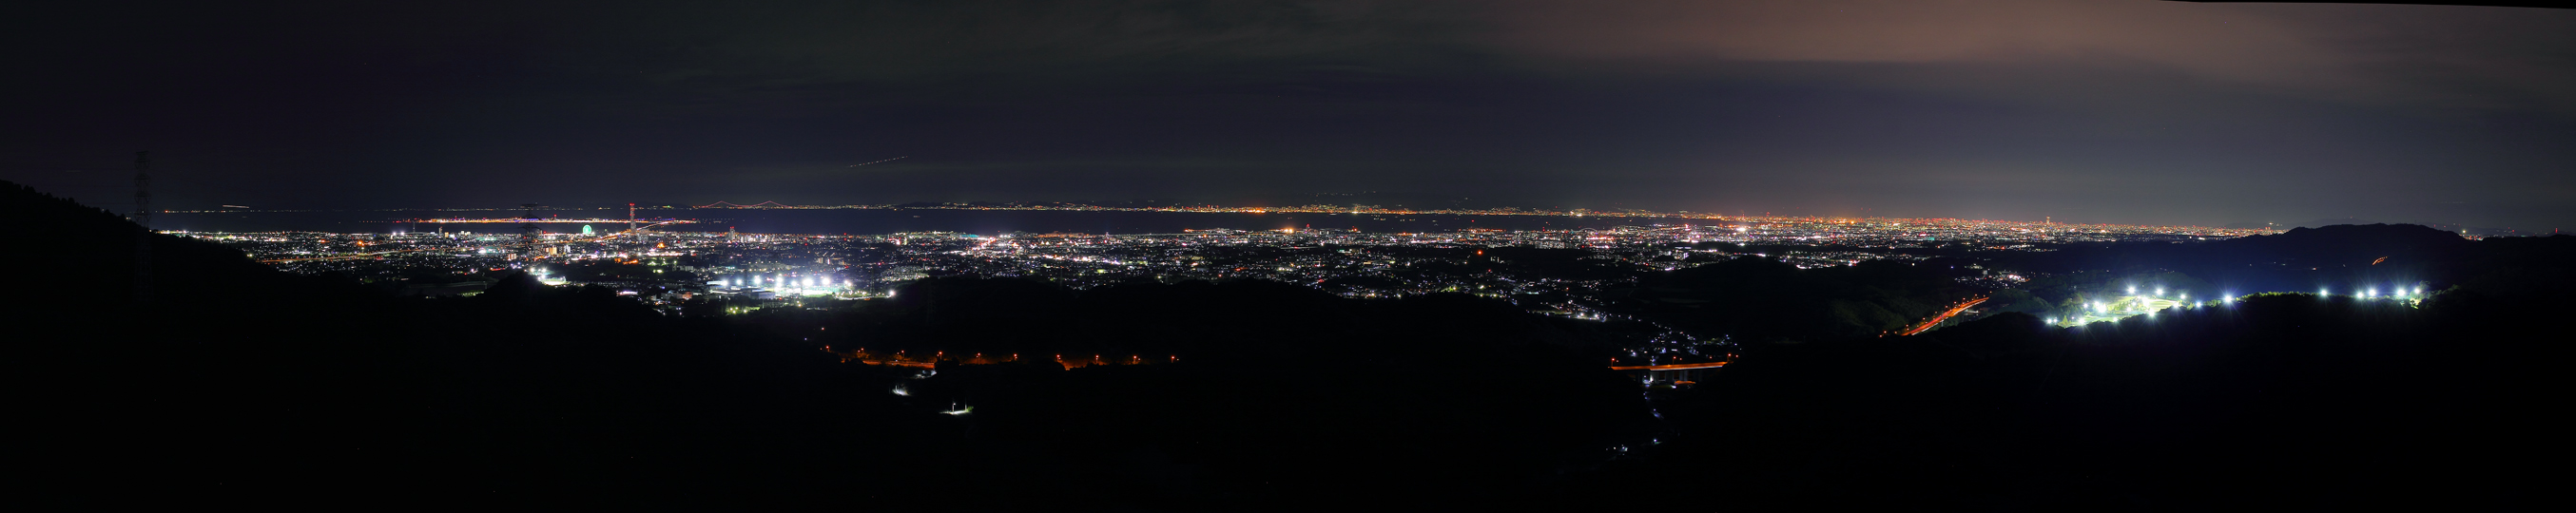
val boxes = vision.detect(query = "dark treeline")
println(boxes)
[1945,224,2492,294]
[12,182,949,506]
[1559,259,2570,509]
[1960,224,2566,327]
[797,274,1642,364]
[11,180,1649,509]
[14,180,2568,510]
[1616,256,1979,341]
[804,277,1656,508]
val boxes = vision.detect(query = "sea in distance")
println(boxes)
[156,208,1722,236]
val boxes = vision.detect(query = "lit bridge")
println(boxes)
[1897,295,1989,336]
[1609,361,1729,385]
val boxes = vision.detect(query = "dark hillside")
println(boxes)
[770,277,1658,509]
[17,180,2566,509]
[1980,224,2481,294]
[1559,258,2570,509]
[8,181,951,507]
[1618,256,1972,341]
[10,181,1652,510]
[2,181,355,305]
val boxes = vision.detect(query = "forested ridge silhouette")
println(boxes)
[11,180,2566,510]
[9,181,1643,509]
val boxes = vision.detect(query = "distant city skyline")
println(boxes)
[141,197,2454,234]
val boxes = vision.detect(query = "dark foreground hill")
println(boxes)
[1564,284,2568,509]
[1983,223,2501,294]
[12,180,2568,510]
[7,181,1647,510]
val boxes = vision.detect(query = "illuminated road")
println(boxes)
[834,350,1175,370]
[1899,295,1988,336]
[1607,361,1728,371]
[843,348,1729,374]
[410,218,698,224]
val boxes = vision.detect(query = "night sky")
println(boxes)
[8,1,2573,229]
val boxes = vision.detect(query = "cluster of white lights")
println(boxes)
[2318,286,2425,298]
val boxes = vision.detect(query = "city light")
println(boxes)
[203,208,2284,347]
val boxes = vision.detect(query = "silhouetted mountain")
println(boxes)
[10,181,1650,510]
[2,180,356,306]
[2222,217,2380,230]
[17,180,2567,510]
[2288,216,2378,229]
[807,277,1649,508]
[1564,283,2566,509]
[1971,223,2504,297]
[9,181,948,507]
[2221,222,2469,264]
[1617,256,1975,342]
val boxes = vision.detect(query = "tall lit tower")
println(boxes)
[628,202,639,247]
[518,203,543,257]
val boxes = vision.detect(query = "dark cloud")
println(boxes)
[4,1,2571,229]
[1488,1,2576,111]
